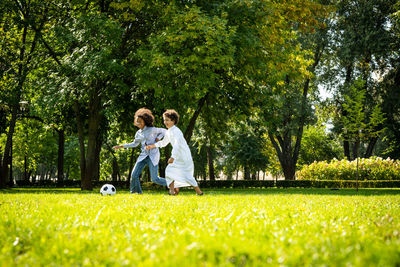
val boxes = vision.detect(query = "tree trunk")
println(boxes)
[93,130,103,181]
[342,63,354,161]
[352,139,360,160]
[207,145,215,181]
[364,137,378,158]
[9,137,13,186]
[112,157,118,182]
[1,100,19,188]
[268,132,297,180]
[57,129,65,183]
[184,93,209,142]
[74,99,86,186]
[244,166,250,180]
[280,154,296,180]
[24,155,28,182]
[83,91,102,190]
[344,140,351,160]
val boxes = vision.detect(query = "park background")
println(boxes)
[1,1,400,266]
[1,0,400,189]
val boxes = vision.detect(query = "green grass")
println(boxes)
[1,188,400,266]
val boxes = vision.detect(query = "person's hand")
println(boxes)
[146,144,156,150]
[168,157,174,164]
[113,145,123,150]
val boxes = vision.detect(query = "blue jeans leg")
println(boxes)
[130,160,146,193]
[147,158,167,186]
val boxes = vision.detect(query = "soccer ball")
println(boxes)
[100,184,116,196]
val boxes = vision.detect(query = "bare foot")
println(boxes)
[174,188,180,195]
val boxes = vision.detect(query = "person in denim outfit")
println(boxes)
[113,108,167,193]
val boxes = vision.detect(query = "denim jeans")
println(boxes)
[130,156,167,193]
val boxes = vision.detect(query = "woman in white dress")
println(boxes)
[146,109,203,196]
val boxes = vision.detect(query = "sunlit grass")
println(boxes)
[1,188,400,266]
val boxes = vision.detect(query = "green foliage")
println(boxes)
[298,123,343,166]
[298,105,343,166]
[379,61,400,159]
[324,0,397,160]
[341,79,386,143]
[1,189,400,266]
[136,5,235,112]
[54,13,124,94]
[12,120,57,177]
[220,120,270,179]
[298,157,400,181]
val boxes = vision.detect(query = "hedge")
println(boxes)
[297,157,400,181]
[12,179,400,188]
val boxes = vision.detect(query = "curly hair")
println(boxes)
[163,109,180,125]
[134,108,154,127]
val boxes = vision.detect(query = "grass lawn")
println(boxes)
[1,188,399,266]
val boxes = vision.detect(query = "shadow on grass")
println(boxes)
[1,187,400,196]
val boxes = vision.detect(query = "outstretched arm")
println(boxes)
[113,131,143,149]
[146,133,170,150]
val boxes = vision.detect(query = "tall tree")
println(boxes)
[329,0,397,160]
[0,0,48,187]
[256,0,331,180]
[49,12,124,190]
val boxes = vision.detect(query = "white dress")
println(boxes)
[155,125,198,188]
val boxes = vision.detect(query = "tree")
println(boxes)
[220,119,269,180]
[340,80,386,160]
[328,0,397,160]
[49,12,124,190]
[298,106,343,166]
[136,5,236,142]
[0,0,49,187]
[379,62,400,159]
[255,0,331,180]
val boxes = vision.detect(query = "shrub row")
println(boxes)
[297,157,400,181]
[198,180,400,188]
[14,180,130,188]
[13,179,400,188]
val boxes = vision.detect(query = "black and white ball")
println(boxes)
[100,184,116,196]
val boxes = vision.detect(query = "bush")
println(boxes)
[297,157,400,180]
